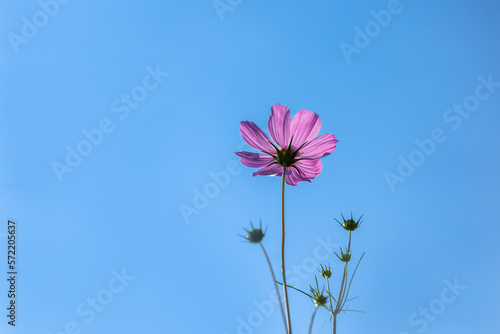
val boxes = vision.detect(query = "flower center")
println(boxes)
[268,137,308,168]
[276,145,299,167]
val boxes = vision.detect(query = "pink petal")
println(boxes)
[298,133,338,159]
[235,151,275,167]
[253,163,283,177]
[240,121,276,154]
[294,159,323,180]
[290,109,321,150]
[284,167,310,186]
[268,103,291,149]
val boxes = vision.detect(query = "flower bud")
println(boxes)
[310,281,328,307]
[242,220,266,244]
[336,213,363,232]
[335,248,351,263]
[319,264,332,279]
[314,292,328,307]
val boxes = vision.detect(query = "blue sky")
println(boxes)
[1,0,499,333]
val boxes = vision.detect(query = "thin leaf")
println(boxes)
[276,281,314,299]
[340,252,365,310]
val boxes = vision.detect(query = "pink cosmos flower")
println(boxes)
[236,103,338,186]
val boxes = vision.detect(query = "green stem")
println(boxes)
[327,279,334,334]
[333,231,351,328]
[338,264,348,312]
[333,314,337,334]
[335,264,347,315]
[338,232,352,308]
[281,167,292,334]
[308,306,319,334]
[347,231,352,253]
[259,243,288,334]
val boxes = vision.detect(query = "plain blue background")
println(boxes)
[1,0,499,333]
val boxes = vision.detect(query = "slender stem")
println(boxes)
[281,167,292,334]
[347,231,352,253]
[308,306,319,334]
[335,264,347,314]
[338,231,352,308]
[259,243,288,334]
[335,231,352,314]
[333,314,337,334]
[338,263,348,311]
[327,279,334,334]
